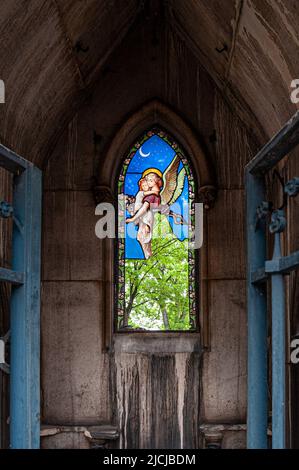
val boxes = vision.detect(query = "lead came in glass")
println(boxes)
[117,128,197,331]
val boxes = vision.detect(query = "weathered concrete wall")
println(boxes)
[200,93,257,424]
[41,17,258,448]
[113,335,201,449]
[280,148,299,448]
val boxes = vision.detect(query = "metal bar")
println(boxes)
[271,233,286,448]
[246,110,299,176]
[265,250,299,274]
[0,144,29,174]
[0,331,10,374]
[246,170,268,449]
[251,267,267,284]
[0,339,4,365]
[10,165,42,449]
[252,250,299,284]
[0,268,24,285]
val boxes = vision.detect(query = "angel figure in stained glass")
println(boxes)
[126,155,187,259]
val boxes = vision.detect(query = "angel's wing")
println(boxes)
[160,155,180,205]
[168,167,186,206]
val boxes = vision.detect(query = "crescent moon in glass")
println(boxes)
[139,146,150,157]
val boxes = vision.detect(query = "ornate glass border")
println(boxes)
[116,127,197,331]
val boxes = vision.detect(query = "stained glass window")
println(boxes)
[117,128,197,331]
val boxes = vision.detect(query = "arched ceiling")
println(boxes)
[169,0,299,139]
[0,0,139,163]
[0,0,298,165]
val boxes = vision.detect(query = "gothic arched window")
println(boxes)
[117,127,198,332]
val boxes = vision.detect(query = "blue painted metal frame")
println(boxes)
[0,268,24,285]
[271,233,285,448]
[246,110,299,449]
[246,171,268,449]
[0,144,42,449]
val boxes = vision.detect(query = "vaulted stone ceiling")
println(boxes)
[170,0,299,139]
[0,0,139,163]
[0,0,298,164]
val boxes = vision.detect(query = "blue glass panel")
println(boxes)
[117,128,197,331]
[124,135,188,259]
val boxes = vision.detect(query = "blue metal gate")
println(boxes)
[246,111,299,449]
[0,144,42,448]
